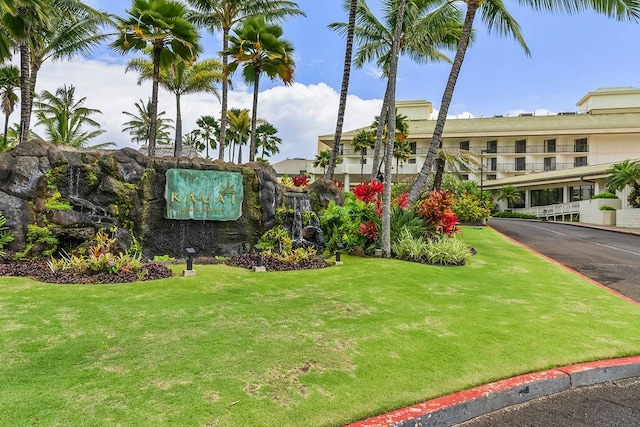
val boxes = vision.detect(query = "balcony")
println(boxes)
[494,162,574,173]
[470,145,588,154]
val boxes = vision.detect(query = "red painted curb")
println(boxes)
[345,357,640,427]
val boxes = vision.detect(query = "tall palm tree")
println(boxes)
[0,64,19,150]
[194,115,219,159]
[407,0,640,204]
[225,15,294,162]
[326,0,358,180]
[111,0,201,157]
[330,0,463,181]
[497,184,522,208]
[2,0,109,145]
[313,150,335,175]
[371,110,409,177]
[226,107,251,163]
[352,128,375,183]
[125,57,224,157]
[186,0,305,160]
[122,98,174,146]
[255,122,281,160]
[607,159,640,207]
[393,140,411,183]
[33,84,109,148]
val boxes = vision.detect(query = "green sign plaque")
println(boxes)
[165,169,243,221]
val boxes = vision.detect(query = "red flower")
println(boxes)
[353,179,384,204]
[332,179,344,190]
[291,175,309,187]
[393,193,410,208]
[359,220,379,240]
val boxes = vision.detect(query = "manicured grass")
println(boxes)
[1,226,640,426]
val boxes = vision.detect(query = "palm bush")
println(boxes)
[389,206,428,245]
[607,160,640,207]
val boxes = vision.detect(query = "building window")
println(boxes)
[508,191,526,209]
[515,139,526,153]
[531,188,563,206]
[488,157,497,171]
[544,139,556,153]
[408,158,416,164]
[409,141,417,154]
[574,156,588,167]
[574,138,588,152]
[544,157,556,171]
[570,185,594,202]
[515,157,526,171]
[486,174,497,180]
[459,141,469,151]
[486,140,497,153]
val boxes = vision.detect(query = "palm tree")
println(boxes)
[186,0,305,160]
[255,122,281,160]
[194,115,219,159]
[0,64,19,150]
[330,0,462,181]
[122,98,174,146]
[497,184,522,208]
[371,110,409,177]
[226,107,251,163]
[33,84,110,148]
[434,147,479,187]
[352,129,375,183]
[125,57,224,157]
[393,140,411,183]
[2,0,109,145]
[407,0,640,205]
[111,0,201,157]
[607,159,640,207]
[313,150,338,175]
[225,15,295,162]
[326,0,358,180]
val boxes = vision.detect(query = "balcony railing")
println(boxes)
[470,145,588,154]
[492,162,574,173]
[513,202,581,219]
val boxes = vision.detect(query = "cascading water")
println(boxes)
[282,192,324,253]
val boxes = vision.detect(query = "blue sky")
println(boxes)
[34,0,640,161]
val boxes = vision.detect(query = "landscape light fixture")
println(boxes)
[335,243,344,265]
[253,245,266,272]
[185,247,196,271]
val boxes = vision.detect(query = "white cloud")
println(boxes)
[32,58,383,162]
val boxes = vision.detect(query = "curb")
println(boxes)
[345,357,640,427]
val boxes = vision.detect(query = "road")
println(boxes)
[487,218,640,303]
[456,219,640,427]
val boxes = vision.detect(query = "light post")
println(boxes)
[183,247,196,276]
[335,242,344,265]
[253,245,266,272]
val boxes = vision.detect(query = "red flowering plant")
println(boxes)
[291,175,310,187]
[332,179,344,190]
[414,190,459,237]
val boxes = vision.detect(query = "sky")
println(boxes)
[25,0,640,162]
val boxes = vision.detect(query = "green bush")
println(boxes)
[321,193,378,253]
[0,211,14,257]
[426,236,469,266]
[391,229,428,261]
[492,211,538,219]
[452,192,491,223]
[599,205,616,211]
[389,206,427,246]
[591,192,619,199]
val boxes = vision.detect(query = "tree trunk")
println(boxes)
[3,113,9,149]
[371,84,390,180]
[19,42,31,145]
[407,2,478,204]
[433,157,445,190]
[381,0,406,258]
[326,0,357,179]
[174,93,182,157]
[249,72,260,162]
[218,28,230,160]
[148,45,161,157]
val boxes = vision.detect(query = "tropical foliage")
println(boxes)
[0,64,19,150]
[0,209,14,257]
[607,159,640,207]
[122,98,174,146]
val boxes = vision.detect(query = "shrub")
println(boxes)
[389,206,428,245]
[391,229,428,261]
[0,210,14,257]
[452,192,491,223]
[321,193,379,254]
[426,236,469,266]
[414,190,459,237]
[291,175,309,187]
[492,211,538,219]
[599,205,616,211]
[258,226,293,253]
[591,192,619,199]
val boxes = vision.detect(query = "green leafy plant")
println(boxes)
[44,191,73,211]
[0,210,15,257]
[426,236,469,266]
[391,228,428,261]
[452,192,492,223]
[26,224,59,257]
[492,211,538,219]
[599,205,616,211]
[389,206,427,245]
[153,254,175,262]
[258,226,292,253]
[591,192,619,199]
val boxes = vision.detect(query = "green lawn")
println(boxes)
[1,226,640,426]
